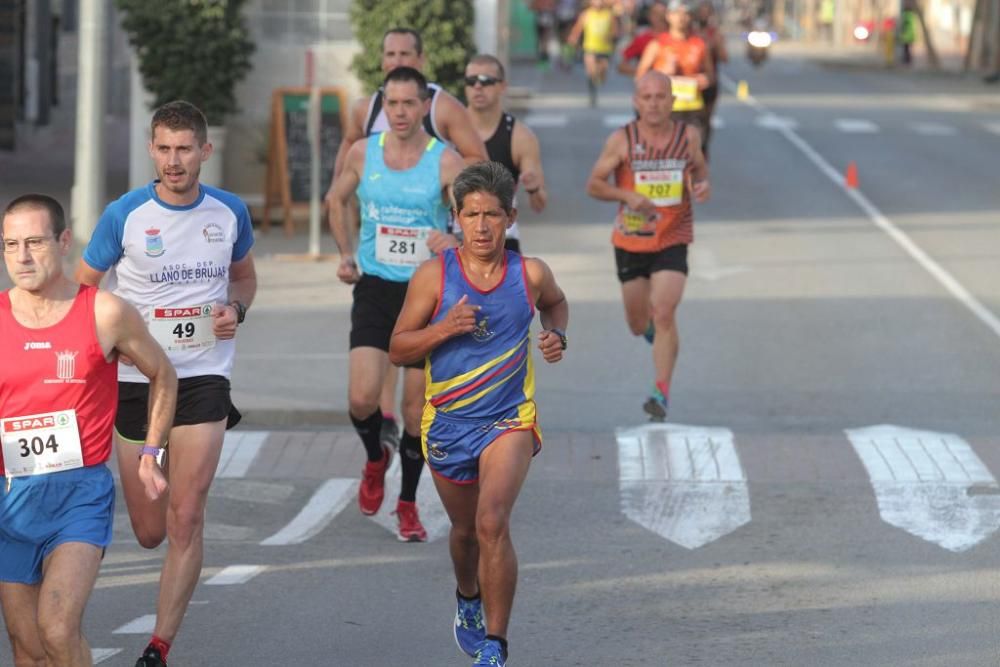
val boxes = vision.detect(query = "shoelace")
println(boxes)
[457,599,484,629]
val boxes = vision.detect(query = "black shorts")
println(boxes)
[614,244,689,283]
[702,85,719,107]
[350,274,423,369]
[116,375,241,443]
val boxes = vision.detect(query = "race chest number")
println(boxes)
[149,304,216,352]
[1,409,83,477]
[635,169,684,207]
[670,76,704,111]
[375,225,432,267]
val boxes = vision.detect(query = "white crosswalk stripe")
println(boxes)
[983,121,1000,136]
[112,614,156,634]
[603,113,635,128]
[92,649,122,664]
[909,121,957,136]
[523,112,569,128]
[216,430,267,478]
[835,118,880,133]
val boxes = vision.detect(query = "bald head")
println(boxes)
[633,71,674,126]
[636,70,672,95]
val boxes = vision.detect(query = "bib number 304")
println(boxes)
[1,409,84,477]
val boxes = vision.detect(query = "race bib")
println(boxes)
[2,409,83,477]
[375,225,432,267]
[149,303,216,352]
[670,76,704,111]
[635,169,685,207]
[621,209,657,234]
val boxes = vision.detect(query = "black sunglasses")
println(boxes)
[464,74,503,87]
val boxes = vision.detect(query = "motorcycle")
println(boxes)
[745,23,774,67]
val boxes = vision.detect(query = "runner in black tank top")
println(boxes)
[485,112,521,183]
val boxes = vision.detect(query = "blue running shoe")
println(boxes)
[454,591,486,656]
[643,383,668,421]
[642,321,655,344]
[473,638,507,666]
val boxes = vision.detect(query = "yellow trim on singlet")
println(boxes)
[377,133,438,152]
[426,340,524,397]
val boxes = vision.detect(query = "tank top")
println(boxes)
[357,133,450,282]
[364,83,443,139]
[0,285,117,476]
[612,120,694,252]
[485,113,520,184]
[582,8,616,54]
[649,33,709,111]
[426,249,535,420]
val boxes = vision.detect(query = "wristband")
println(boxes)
[229,300,247,324]
[549,327,568,350]
[140,445,162,458]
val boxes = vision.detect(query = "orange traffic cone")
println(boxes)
[845,161,859,189]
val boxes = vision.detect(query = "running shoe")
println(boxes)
[135,647,167,667]
[454,591,486,656]
[642,383,668,422]
[380,416,400,452]
[473,638,507,666]
[642,321,655,344]
[394,499,428,542]
[358,445,392,515]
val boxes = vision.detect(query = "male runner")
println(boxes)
[1,194,176,667]
[586,72,710,420]
[618,0,668,76]
[76,101,256,667]
[464,54,548,253]
[389,161,568,666]
[568,0,620,107]
[328,67,464,542]
[694,1,728,155]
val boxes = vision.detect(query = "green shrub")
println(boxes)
[349,0,476,97]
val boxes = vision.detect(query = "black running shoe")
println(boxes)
[136,647,167,667]
[380,416,400,452]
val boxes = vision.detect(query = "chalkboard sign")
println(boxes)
[264,87,349,235]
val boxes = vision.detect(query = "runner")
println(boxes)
[464,54,548,253]
[568,0,621,107]
[327,67,464,541]
[694,1,728,156]
[635,0,715,153]
[618,0,668,77]
[331,26,487,458]
[388,161,569,667]
[76,101,256,667]
[585,71,710,420]
[1,194,176,667]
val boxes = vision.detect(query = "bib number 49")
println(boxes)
[173,322,196,339]
[18,434,59,458]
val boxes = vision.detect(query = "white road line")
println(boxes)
[206,564,265,586]
[909,121,957,136]
[983,121,1000,136]
[847,425,1000,552]
[603,113,634,128]
[710,116,725,129]
[523,112,569,128]
[834,118,880,133]
[617,424,751,549]
[260,478,357,546]
[239,352,348,360]
[92,649,122,664]
[368,455,450,542]
[755,113,799,130]
[112,614,156,634]
[216,430,267,479]
[721,75,1000,342]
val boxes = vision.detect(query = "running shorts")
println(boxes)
[350,274,423,369]
[614,243,689,282]
[116,374,240,442]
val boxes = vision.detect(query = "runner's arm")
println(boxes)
[427,148,465,253]
[512,123,548,213]
[697,47,716,89]
[332,98,368,180]
[635,40,660,78]
[212,252,257,340]
[587,130,656,215]
[525,257,568,363]
[328,141,364,258]
[685,124,711,202]
[75,260,105,287]
[438,93,488,165]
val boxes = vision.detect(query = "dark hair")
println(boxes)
[383,66,430,101]
[452,162,516,215]
[151,100,208,145]
[382,28,423,55]
[468,54,506,81]
[3,194,67,237]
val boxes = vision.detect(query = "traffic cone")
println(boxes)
[845,161,859,189]
[737,80,749,100]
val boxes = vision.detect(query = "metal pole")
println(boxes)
[71,0,106,249]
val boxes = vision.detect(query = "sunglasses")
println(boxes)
[464,74,503,87]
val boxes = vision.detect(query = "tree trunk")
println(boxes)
[912,0,941,68]
[964,0,982,71]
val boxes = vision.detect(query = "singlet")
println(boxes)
[357,133,450,282]
[582,8,616,55]
[83,182,255,382]
[484,112,523,242]
[612,120,694,253]
[649,33,709,111]
[425,249,535,421]
[364,83,443,139]
[0,285,117,475]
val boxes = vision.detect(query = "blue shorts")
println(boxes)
[421,402,542,484]
[0,464,114,585]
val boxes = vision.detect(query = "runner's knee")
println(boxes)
[37,620,78,659]
[167,501,206,546]
[348,391,379,420]
[476,505,512,545]
[132,523,166,550]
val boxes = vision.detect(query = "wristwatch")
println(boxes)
[229,300,247,324]
[549,327,567,350]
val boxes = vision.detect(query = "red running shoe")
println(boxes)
[394,499,428,542]
[358,445,392,515]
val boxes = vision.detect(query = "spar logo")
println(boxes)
[6,415,57,432]
[145,227,165,257]
[154,305,212,319]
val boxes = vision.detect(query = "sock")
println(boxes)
[382,411,396,422]
[656,379,670,399]
[350,409,385,462]
[398,431,424,502]
[457,587,481,601]
[149,635,171,660]
[486,634,509,659]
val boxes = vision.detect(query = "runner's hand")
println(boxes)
[692,179,711,203]
[212,303,238,340]
[138,455,168,501]
[427,231,460,254]
[443,294,480,337]
[337,257,361,284]
[537,330,564,363]
[623,192,656,217]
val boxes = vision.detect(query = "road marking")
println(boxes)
[983,121,1000,136]
[689,247,750,281]
[216,430,267,478]
[722,75,1000,342]
[523,112,569,128]
[368,455,449,542]
[909,121,957,136]
[260,478,357,546]
[112,614,156,634]
[206,564,265,586]
[847,425,1000,552]
[616,423,750,549]
[92,649,122,664]
[603,113,634,128]
[240,352,348,360]
[755,113,799,130]
[834,118,880,133]
[710,116,725,129]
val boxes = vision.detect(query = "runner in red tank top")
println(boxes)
[0,194,176,667]
[586,72,710,421]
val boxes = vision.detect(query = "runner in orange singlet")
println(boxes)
[586,71,710,420]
